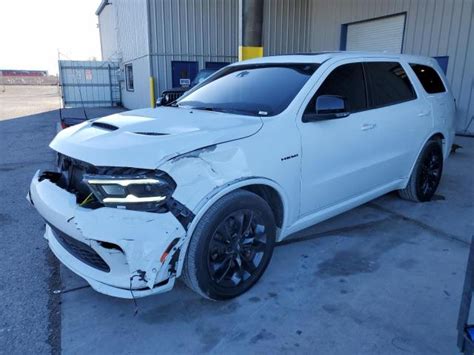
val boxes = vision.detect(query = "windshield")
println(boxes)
[191,69,216,86]
[177,63,319,116]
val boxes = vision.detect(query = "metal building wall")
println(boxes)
[148,0,239,97]
[98,0,151,109]
[262,0,310,56]
[307,0,474,134]
[114,0,149,62]
[98,4,119,61]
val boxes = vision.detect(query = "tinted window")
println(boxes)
[365,62,416,108]
[410,64,446,94]
[178,64,319,116]
[306,63,367,114]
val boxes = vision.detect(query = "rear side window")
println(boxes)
[409,64,446,94]
[364,62,416,108]
[306,63,367,113]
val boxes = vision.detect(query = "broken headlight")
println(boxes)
[84,172,176,211]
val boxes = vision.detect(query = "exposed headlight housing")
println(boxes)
[84,172,176,211]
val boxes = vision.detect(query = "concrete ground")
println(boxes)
[0,94,472,354]
[59,136,473,355]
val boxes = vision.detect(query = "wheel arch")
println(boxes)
[429,132,447,157]
[404,131,445,188]
[190,177,288,233]
[174,177,289,278]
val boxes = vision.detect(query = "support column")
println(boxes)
[239,0,264,61]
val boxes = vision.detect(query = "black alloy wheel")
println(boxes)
[417,147,443,200]
[207,209,267,288]
[183,189,276,300]
[398,139,444,202]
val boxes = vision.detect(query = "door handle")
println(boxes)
[361,123,377,131]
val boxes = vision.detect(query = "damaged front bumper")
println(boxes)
[28,170,186,298]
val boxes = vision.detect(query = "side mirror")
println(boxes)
[303,95,350,122]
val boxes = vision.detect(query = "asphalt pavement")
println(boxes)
[0,98,123,354]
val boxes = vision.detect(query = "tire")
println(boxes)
[398,139,443,202]
[182,189,276,300]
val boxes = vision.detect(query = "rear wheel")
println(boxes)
[398,139,443,202]
[182,189,276,300]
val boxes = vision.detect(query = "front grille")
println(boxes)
[162,90,185,104]
[50,225,110,272]
[168,92,183,101]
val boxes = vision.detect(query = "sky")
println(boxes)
[0,0,102,75]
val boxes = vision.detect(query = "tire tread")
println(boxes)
[398,138,443,202]
[182,189,275,300]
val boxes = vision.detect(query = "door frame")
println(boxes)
[171,60,199,88]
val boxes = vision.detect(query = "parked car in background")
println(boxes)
[28,52,455,301]
[158,68,219,106]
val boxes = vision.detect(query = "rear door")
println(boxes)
[360,60,429,183]
[409,62,455,137]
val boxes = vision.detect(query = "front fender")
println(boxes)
[158,143,289,278]
[175,176,289,279]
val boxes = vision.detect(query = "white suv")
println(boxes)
[28,52,455,300]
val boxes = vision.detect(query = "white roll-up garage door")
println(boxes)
[346,14,406,53]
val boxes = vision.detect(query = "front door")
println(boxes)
[171,61,198,88]
[298,61,376,216]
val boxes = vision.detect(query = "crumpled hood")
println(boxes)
[50,107,263,169]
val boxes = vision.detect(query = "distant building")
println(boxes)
[0,69,48,77]
[96,0,473,134]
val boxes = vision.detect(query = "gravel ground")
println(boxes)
[0,85,61,121]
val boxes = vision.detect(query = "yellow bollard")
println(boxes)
[149,77,155,108]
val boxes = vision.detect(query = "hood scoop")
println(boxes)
[51,107,263,169]
[133,132,169,136]
[91,122,119,131]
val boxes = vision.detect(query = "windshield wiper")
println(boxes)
[190,106,264,116]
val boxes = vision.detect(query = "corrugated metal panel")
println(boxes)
[58,60,120,108]
[97,0,150,109]
[98,4,119,61]
[148,0,239,96]
[346,14,405,53]
[307,0,474,134]
[114,0,149,62]
[263,0,310,55]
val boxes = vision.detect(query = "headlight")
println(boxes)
[84,172,176,211]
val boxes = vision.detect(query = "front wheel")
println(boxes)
[398,139,444,202]
[182,189,276,300]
